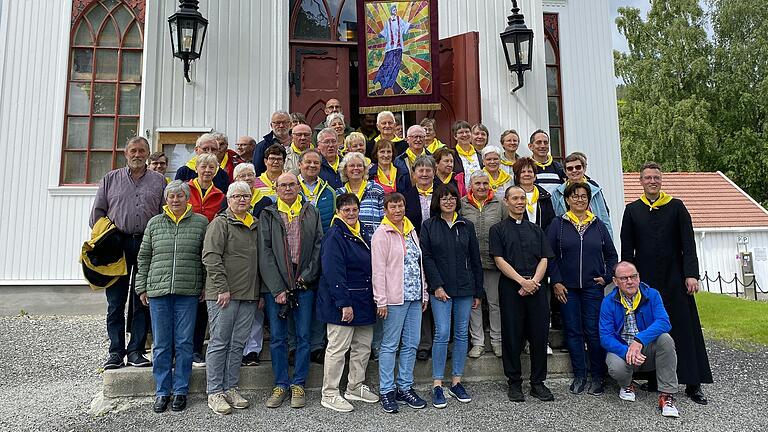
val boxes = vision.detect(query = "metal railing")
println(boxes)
[700,271,767,300]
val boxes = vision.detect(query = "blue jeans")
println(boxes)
[431,295,473,380]
[560,286,605,379]
[149,294,197,396]
[378,300,422,394]
[265,289,315,388]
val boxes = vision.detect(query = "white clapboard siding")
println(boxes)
[695,230,768,295]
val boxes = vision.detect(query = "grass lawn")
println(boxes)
[696,291,768,348]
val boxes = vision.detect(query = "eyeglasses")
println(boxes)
[271,120,289,126]
[266,156,284,163]
[237,173,256,180]
[339,207,359,214]
[615,273,640,283]
[565,165,583,172]
[440,196,457,202]
[277,182,298,189]
[230,194,252,201]
[569,194,589,201]
[319,139,338,145]
[408,135,426,140]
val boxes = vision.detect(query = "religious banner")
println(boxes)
[357,0,440,113]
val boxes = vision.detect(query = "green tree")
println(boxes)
[615,0,717,173]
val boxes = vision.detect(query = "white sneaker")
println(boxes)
[468,345,485,358]
[345,384,379,403]
[546,344,554,355]
[224,387,250,409]
[208,392,232,415]
[659,394,680,418]
[321,395,354,412]
[619,385,636,402]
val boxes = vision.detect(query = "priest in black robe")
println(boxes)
[620,162,712,405]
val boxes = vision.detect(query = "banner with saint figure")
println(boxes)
[357,0,440,113]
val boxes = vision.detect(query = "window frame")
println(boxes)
[543,13,566,162]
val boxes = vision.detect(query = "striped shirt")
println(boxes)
[533,160,566,196]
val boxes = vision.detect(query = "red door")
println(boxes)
[289,45,351,128]
[416,32,482,143]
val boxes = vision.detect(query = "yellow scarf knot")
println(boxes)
[382,215,415,237]
[163,204,192,225]
[484,168,512,192]
[565,210,595,228]
[640,191,673,211]
[533,154,553,169]
[277,198,303,223]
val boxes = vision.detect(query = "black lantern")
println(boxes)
[499,0,534,92]
[168,0,208,82]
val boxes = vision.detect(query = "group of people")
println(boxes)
[90,101,712,418]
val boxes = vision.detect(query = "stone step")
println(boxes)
[103,349,572,397]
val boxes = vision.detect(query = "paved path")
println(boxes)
[1,314,766,431]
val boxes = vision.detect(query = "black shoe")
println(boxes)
[310,349,325,364]
[192,352,205,367]
[371,349,380,362]
[127,352,151,367]
[103,353,124,370]
[242,351,260,366]
[288,350,296,366]
[587,378,604,396]
[153,396,170,413]
[171,394,187,412]
[416,349,430,361]
[507,384,525,402]
[569,377,587,394]
[685,384,708,405]
[530,383,555,401]
[640,376,658,392]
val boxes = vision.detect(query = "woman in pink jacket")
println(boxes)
[372,192,429,414]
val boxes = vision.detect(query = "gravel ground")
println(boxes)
[1,314,767,432]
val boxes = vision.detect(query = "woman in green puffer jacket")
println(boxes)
[136,180,209,413]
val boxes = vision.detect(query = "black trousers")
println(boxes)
[498,278,550,386]
[105,234,148,356]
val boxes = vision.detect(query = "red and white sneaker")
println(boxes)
[659,393,680,418]
[619,383,636,401]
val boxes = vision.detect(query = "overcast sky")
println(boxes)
[609,0,651,52]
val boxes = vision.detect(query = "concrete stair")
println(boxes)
[103,330,572,397]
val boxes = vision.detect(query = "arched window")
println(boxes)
[290,0,358,42]
[543,13,565,162]
[62,0,145,185]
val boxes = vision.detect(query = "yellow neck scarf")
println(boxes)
[500,153,517,166]
[259,172,277,192]
[566,176,588,186]
[620,290,642,315]
[377,165,397,189]
[234,211,255,228]
[219,152,229,170]
[443,212,459,228]
[291,142,310,154]
[405,148,424,165]
[439,172,453,184]
[417,184,433,197]
[426,138,445,154]
[525,186,540,214]
[277,198,302,223]
[250,188,263,210]
[467,190,493,210]
[327,156,340,173]
[382,215,415,237]
[300,177,323,202]
[484,168,512,191]
[375,135,403,143]
[192,178,214,201]
[533,154,553,168]
[456,143,476,159]
[331,215,364,242]
[565,210,595,228]
[345,181,367,202]
[163,204,192,225]
[640,191,673,211]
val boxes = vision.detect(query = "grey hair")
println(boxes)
[211,131,228,146]
[325,112,345,127]
[126,136,150,151]
[226,181,252,198]
[377,111,395,124]
[196,153,218,168]
[338,152,368,183]
[469,169,490,182]
[317,127,338,143]
[299,148,323,163]
[481,145,503,160]
[164,180,191,200]
[233,163,255,179]
[412,154,436,171]
[196,132,217,148]
[272,110,290,118]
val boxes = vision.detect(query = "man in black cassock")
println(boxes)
[620,162,712,405]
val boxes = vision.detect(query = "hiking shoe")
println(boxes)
[587,378,604,396]
[507,384,525,402]
[266,386,289,408]
[447,382,472,403]
[659,393,680,418]
[242,351,260,366]
[345,384,379,403]
[432,386,447,409]
[492,345,503,358]
[380,390,398,413]
[192,352,206,367]
[619,384,636,402]
[290,384,306,408]
[207,392,232,415]
[127,352,151,367]
[416,349,430,361]
[321,395,354,412]
[468,345,484,358]
[224,388,249,409]
[396,388,427,409]
[530,383,555,401]
[569,377,587,394]
[103,353,124,370]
